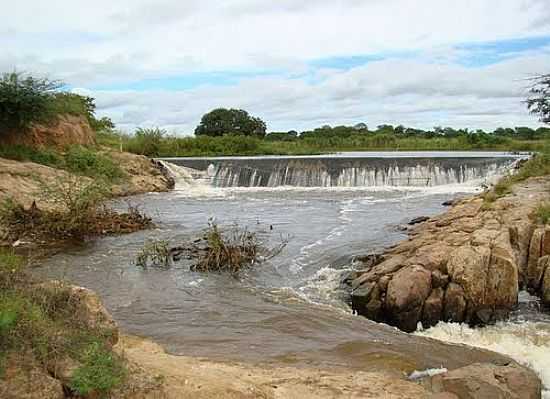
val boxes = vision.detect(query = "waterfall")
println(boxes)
[158,161,210,191]
[159,156,519,189]
[208,159,513,188]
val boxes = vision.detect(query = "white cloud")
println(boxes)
[2,0,550,131]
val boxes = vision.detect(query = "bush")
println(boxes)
[0,175,152,241]
[126,127,166,156]
[0,72,62,131]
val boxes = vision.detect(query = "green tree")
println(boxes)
[526,74,550,124]
[195,108,267,137]
[0,72,62,131]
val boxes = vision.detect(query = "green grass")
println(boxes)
[0,144,124,182]
[0,249,127,395]
[69,341,126,397]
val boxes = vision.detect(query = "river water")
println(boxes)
[34,152,550,393]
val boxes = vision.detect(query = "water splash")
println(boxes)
[416,321,550,397]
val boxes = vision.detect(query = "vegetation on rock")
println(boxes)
[0,248,127,396]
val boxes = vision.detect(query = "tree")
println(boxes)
[0,71,62,131]
[195,108,267,137]
[526,74,550,124]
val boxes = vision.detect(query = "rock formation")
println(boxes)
[351,176,550,332]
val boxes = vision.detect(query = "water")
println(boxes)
[417,292,550,397]
[34,152,547,382]
[163,151,515,188]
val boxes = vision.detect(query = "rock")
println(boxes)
[443,283,467,322]
[447,245,491,309]
[428,362,541,399]
[352,254,406,288]
[0,357,65,399]
[351,282,377,315]
[527,228,545,290]
[412,243,452,272]
[442,200,457,207]
[386,265,432,331]
[432,270,449,289]
[542,265,550,306]
[529,255,550,293]
[355,253,384,269]
[408,216,430,225]
[422,288,444,328]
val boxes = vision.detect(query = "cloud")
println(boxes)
[2,0,550,131]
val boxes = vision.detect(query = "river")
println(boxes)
[34,151,549,395]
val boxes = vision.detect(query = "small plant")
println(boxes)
[535,202,550,224]
[135,239,170,268]
[69,341,126,397]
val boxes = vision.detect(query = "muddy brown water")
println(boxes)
[33,152,524,375]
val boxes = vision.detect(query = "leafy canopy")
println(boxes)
[195,108,267,138]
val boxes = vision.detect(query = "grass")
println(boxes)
[0,248,127,395]
[0,144,125,183]
[69,341,126,396]
[535,203,550,224]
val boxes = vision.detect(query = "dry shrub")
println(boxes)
[0,174,152,242]
[136,220,288,274]
[192,221,259,273]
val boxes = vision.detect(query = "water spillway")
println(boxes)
[160,153,519,188]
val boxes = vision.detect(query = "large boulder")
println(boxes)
[386,265,432,332]
[447,245,491,309]
[427,362,541,399]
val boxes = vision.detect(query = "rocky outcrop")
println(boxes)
[351,176,550,331]
[0,114,96,149]
[421,362,541,399]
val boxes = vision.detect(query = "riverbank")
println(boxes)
[349,155,550,330]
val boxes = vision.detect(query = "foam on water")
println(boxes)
[416,321,550,397]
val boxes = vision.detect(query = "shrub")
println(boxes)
[0,72,62,131]
[126,127,166,156]
[135,239,170,268]
[0,175,152,241]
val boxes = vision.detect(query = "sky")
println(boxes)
[2,0,550,134]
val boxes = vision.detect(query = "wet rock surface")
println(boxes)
[350,176,550,332]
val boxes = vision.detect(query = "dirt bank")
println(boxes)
[0,152,172,209]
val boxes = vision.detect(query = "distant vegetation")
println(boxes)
[98,123,550,157]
